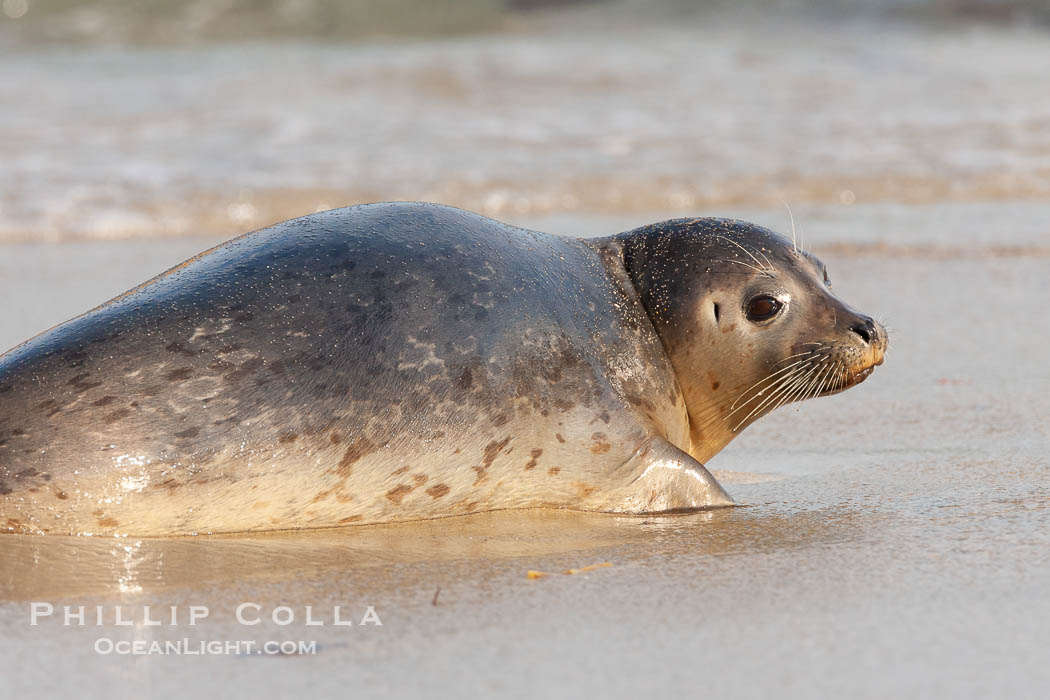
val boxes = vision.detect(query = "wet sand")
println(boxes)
[1,202,1048,697]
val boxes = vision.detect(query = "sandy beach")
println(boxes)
[1,2,1048,697]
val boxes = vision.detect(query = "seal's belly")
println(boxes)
[1,402,650,535]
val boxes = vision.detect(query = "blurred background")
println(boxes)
[3,0,1050,244]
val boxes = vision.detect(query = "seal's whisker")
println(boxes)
[818,360,838,396]
[834,361,846,391]
[714,235,774,275]
[776,344,823,365]
[729,356,816,409]
[811,375,828,402]
[732,371,810,431]
[785,356,834,410]
[730,365,814,429]
[731,378,799,430]
[782,200,797,254]
[754,247,774,271]
[771,348,827,368]
[764,373,805,417]
[775,360,826,413]
[726,365,810,421]
[777,349,822,363]
[801,358,832,400]
[876,315,895,342]
[728,355,820,411]
[790,363,826,407]
[768,345,829,374]
[795,374,820,407]
[807,362,836,402]
[821,361,838,395]
[719,259,769,276]
[729,353,828,414]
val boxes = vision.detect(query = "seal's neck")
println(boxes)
[594,228,743,465]
[584,235,708,458]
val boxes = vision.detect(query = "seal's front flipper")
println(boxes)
[603,437,735,513]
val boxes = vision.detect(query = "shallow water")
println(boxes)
[2,6,1050,698]
[5,17,1050,242]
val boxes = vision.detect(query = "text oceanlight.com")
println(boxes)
[94,639,319,656]
[28,604,382,656]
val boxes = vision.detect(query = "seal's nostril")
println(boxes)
[850,320,874,344]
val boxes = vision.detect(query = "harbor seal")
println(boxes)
[0,202,886,535]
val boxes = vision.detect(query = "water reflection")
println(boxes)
[0,503,872,603]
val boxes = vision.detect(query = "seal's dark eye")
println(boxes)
[823,268,832,288]
[746,295,781,322]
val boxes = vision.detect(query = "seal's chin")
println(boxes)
[823,357,883,396]
[846,363,877,386]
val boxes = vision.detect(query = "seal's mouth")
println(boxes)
[847,364,876,386]
[832,355,883,393]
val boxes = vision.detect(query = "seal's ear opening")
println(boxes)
[712,303,720,322]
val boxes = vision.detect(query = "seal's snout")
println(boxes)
[849,315,887,365]
[844,314,886,375]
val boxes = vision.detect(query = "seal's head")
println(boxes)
[618,217,887,461]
